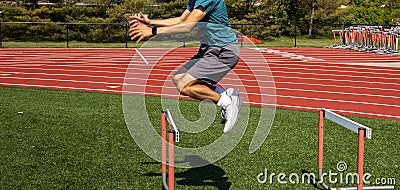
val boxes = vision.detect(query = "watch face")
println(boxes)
[152,26,157,36]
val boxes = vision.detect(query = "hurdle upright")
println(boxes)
[317,109,394,190]
[161,109,179,190]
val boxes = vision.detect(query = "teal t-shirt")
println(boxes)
[187,0,238,46]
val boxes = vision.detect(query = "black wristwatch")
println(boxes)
[151,26,157,36]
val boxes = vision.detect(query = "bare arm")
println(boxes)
[156,8,205,34]
[129,8,206,43]
[130,10,191,27]
[150,10,191,27]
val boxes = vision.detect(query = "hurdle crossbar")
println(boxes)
[323,109,372,139]
[318,109,394,190]
[161,109,179,190]
[164,109,179,142]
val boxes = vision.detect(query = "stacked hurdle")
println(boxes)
[331,25,400,55]
[317,109,394,190]
[161,109,180,190]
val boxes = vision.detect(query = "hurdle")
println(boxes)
[161,109,179,190]
[330,25,400,55]
[332,30,344,47]
[317,109,394,190]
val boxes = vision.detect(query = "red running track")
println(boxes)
[0,48,399,120]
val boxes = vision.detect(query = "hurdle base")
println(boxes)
[162,172,168,190]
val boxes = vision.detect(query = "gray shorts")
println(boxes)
[174,44,240,84]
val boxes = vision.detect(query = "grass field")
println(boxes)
[1,86,398,189]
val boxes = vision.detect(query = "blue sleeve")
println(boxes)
[187,0,195,11]
[188,0,217,13]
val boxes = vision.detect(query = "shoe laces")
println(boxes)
[221,107,227,119]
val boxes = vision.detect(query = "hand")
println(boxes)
[129,20,153,43]
[128,12,150,26]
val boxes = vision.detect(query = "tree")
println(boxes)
[306,0,351,35]
[347,0,394,24]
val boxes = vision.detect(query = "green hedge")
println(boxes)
[1,1,398,43]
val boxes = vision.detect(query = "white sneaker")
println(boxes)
[222,88,242,133]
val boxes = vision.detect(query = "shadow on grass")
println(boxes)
[175,155,231,190]
[143,155,231,190]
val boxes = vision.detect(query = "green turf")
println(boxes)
[0,86,398,189]
[256,36,335,48]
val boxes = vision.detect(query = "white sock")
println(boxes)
[217,91,231,108]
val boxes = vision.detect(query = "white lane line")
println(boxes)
[268,66,400,77]
[275,81,400,92]
[134,48,150,65]
[36,53,53,55]
[3,69,400,91]
[1,77,121,85]
[0,67,129,74]
[6,72,399,96]
[0,83,121,93]
[131,62,400,76]
[269,70,400,81]
[4,73,398,102]
[8,72,125,79]
[122,83,400,107]
[258,49,326,62]
[3,60,25,62]
[276,94,400,108]
[115,70,400,87]
[276,87,400,99]
[272,75,400,86]
[122,81,400,96]
[248,103,400,120]
[120,90,400,119]
[1,63,398,82]
[48,59,67,61]
[2,56,399,77]
[2,64,400,88]
[253,50,400,70]
[123,78,400,92]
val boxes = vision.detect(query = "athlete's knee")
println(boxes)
[174,78,186,92]
[173,73,197,92]
[172,75,179,85]
[172,73,184,86]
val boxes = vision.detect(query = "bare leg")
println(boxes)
[173,73,221,103]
